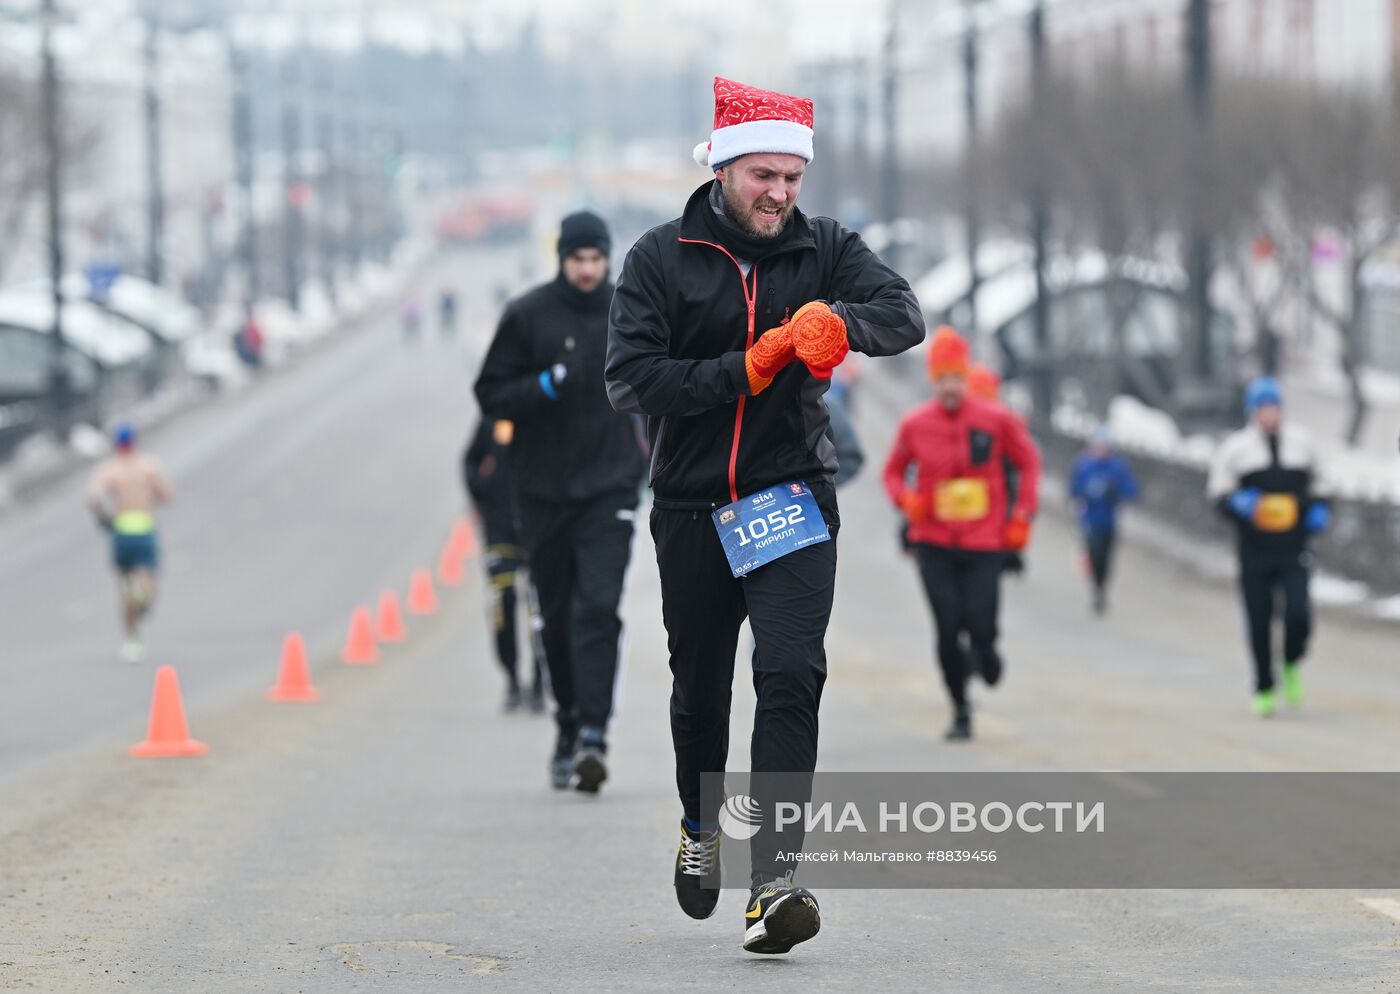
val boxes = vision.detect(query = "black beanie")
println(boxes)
[558,210,611,260]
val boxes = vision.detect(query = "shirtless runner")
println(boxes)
[86,423,173,662]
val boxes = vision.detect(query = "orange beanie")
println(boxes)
[927,325,970,380]
[967,363,1001,401]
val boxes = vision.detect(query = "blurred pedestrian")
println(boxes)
[462,417,545,714]
[1207,376,1331,717]
[825,375,865,488]
[85,423,173,662]
[607,76,923,954]
[401,297,422,341]
[967,361,1028,576]
[475,210,645,794]
[235,313,265,370]
[884,327,1040,742]
[1069,426,1139,615]
[439,289,458,338]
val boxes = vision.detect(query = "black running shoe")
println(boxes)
[945,709,972,741]
[573,727,607,795]
[674,821,721,919]
[977,647,1003,687]
[549,728,575,790]
[742,877,821,954]
[503,685,523,712]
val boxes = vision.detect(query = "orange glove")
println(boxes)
[1003,512,1033,552]
[898,489,928,524]
[744,323,796,395]
[789,301,849,379]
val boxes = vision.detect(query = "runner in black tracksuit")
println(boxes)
[1206,376,1331,716]
[462,418,544,713]
[606,173,923,946]
[475,211,645,793]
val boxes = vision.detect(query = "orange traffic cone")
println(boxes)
[438,545,465,586]
[408,568,439,615]
[448,519,477,561]
[376,590,407,643]
[341,606,379,665]
[130,665,208,757]
[267,632,320,702]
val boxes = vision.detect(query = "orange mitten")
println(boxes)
[789,301,849,379]
[898,489,929,524]
[744,324,797,395]
[1003,513,1033,552]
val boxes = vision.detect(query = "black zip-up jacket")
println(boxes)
[475,273,645,503]
[605,181,924,505]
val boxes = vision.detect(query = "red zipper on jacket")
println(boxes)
[678,237,758,504]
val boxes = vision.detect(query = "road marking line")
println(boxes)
[1357,898,1400,922]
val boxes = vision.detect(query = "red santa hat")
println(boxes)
[692,76,815,170]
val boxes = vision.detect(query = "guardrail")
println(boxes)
[878,351,1400,595]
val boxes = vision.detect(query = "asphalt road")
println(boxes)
[2,249,1399,991]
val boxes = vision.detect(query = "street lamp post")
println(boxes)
[963,0,983,337]
[281,49,303,312]
[1029,0,1054,421]
[143,7,165,287]
[228,30,259,316]
[881,0,901,273]
[40,0,70,438]
[315,49,337,305]
[1181,0,1218,423]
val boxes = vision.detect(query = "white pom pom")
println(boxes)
[692,141,713,168]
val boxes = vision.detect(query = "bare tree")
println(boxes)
[0,69,47,284]
[1271,86,1400,444]
[977,66,1190,411]
[1207,77,1302,377]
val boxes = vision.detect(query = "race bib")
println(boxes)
[1254,493,1299,532]
[713,481,831,578]
[934,478,991,522]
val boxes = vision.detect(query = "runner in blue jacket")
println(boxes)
[1069,427,1139,615]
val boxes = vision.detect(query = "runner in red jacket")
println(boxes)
[884,326,1040,740]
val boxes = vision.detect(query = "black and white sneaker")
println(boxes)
[742,877,821,954]
[945,708,972,741]
[674,821,721,920]
[549,728,575,790]
[573,727,607,795]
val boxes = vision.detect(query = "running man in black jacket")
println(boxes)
[475,211,646,794]
[606,77,924,955]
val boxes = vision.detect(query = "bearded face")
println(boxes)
[717,153,806,240]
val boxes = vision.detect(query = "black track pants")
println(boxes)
[1084,526,1117,592]
[651,488,838,879]
[1238,546,1311,692]
[518,491,637,735]
[914,544,1004,711]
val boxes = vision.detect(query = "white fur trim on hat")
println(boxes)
[696,119,815,170]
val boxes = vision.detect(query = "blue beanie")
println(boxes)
[1244,376,1283,415]
[1248,378,1282,417]
[113,422,136,449]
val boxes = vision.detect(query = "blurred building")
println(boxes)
[801,0,1400,165]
